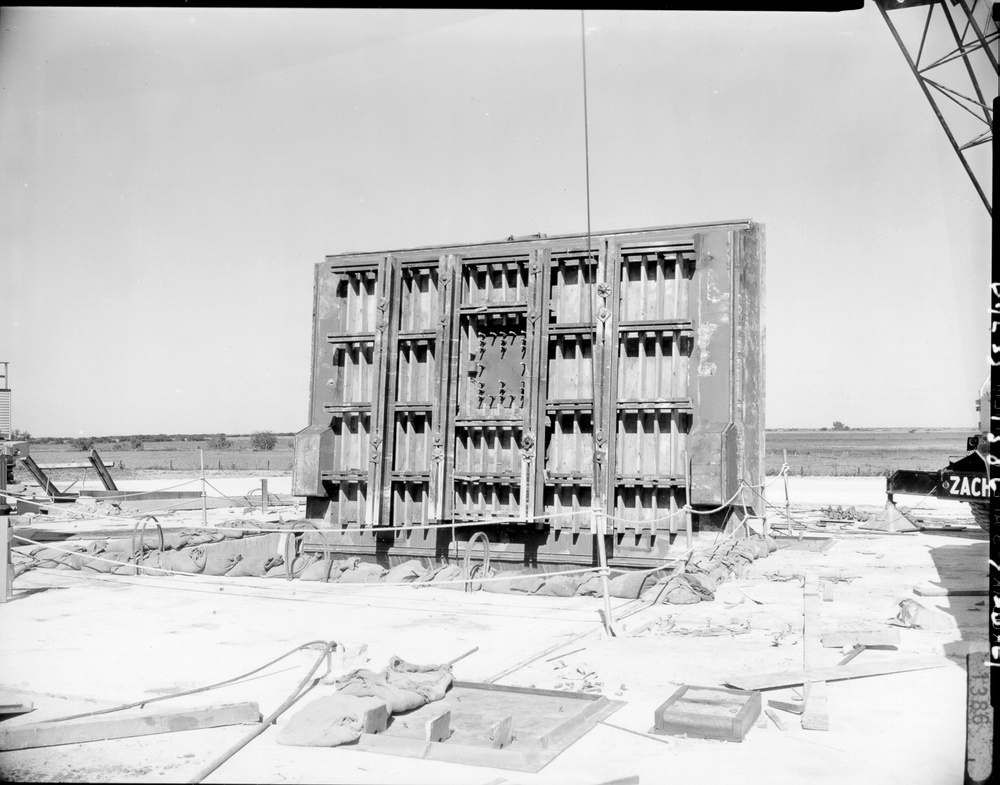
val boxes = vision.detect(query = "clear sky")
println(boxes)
[0,7,991,438]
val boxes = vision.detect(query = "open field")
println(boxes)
[764,428,971,477]
[15,437,296,480]
[16,429,974,482]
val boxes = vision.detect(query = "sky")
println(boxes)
[0,6,992,438]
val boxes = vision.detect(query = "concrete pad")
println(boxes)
[0,477,987,784]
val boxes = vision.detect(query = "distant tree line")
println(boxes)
[24,430,295,449]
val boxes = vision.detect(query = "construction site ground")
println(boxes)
[0,477,989,785]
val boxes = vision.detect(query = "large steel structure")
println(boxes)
[294,221,764,568]
[875,0,996,215]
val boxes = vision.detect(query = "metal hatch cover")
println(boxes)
[349,680,625,772]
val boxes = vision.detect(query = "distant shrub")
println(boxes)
[112,437,144,451]
[207,433,231,450]
[819,427,828,431]
[832,421,850,431]
[73,437,95,451]
[250,431,278,451]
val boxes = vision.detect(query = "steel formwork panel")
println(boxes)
[295,221,764,566]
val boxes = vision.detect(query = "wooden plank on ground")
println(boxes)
[801,572,829,731]
[821,629,899,649]
[424,711,451,742]
[767,698,803,715]
[724,657,953,692]
[0,702,261,751]
[912,583,987,597]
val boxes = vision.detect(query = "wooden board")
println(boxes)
[821,629,899,648]
[652,685,760,742]
[350,681,624,773]
[801,572,829,731]
[912,583,988,597]
[724,657,953,691]
[0,702,261,751]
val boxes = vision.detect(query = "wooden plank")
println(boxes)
[767,698,803,715]
[836,645,867,666]
[801,572,829,731]
[913,583,988,597]
[821,629,900,649]
[489,715,513,749]
[0,701,33,717]
[362,701,389,735]
[724,656,953,691]
[0,702,261,751]
[424,710,451,742]
[764,708,788,730]
[34,461,114,470]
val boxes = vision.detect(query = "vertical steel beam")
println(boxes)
[429,254,460,522]
[365,254,396,528]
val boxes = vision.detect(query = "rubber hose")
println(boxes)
[187,640,337,784]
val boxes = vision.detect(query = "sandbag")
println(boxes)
[264,553,319,579]
[609,570,659,599]
[225,553,283,578]
[533,574,582,597]
[276,694,388,747]
[138,547,207,576]
[299,557,361,582]
[336,561,387,584]
[646,572,717,605]
[415,564,463,585]
[480,569,534,594]
[384,559,429,584]
[203,553,242,577]
[336,657,452,713]
[575,573,604,597]
[29,543,87,569]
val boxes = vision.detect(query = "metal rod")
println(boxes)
[593,508,616,636]
[200,449,207,527]
[955,0,998,72]
[187,641,336,784]
[876,1,992,215]
[445,646,479,667]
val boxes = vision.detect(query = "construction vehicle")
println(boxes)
[874,0,996,532]
[884,379,994,531]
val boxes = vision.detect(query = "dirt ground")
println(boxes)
[0,476,990,785]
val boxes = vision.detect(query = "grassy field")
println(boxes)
[764,428,971,476]
[13,429,974,482]
[17,436,296,480]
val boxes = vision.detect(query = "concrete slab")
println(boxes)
[0,477,988,784]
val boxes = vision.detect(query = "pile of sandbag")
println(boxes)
[641,535,777,605]
[19,530,776,607]
[276,656,454,747]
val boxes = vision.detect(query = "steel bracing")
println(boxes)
[877,0,997,215]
